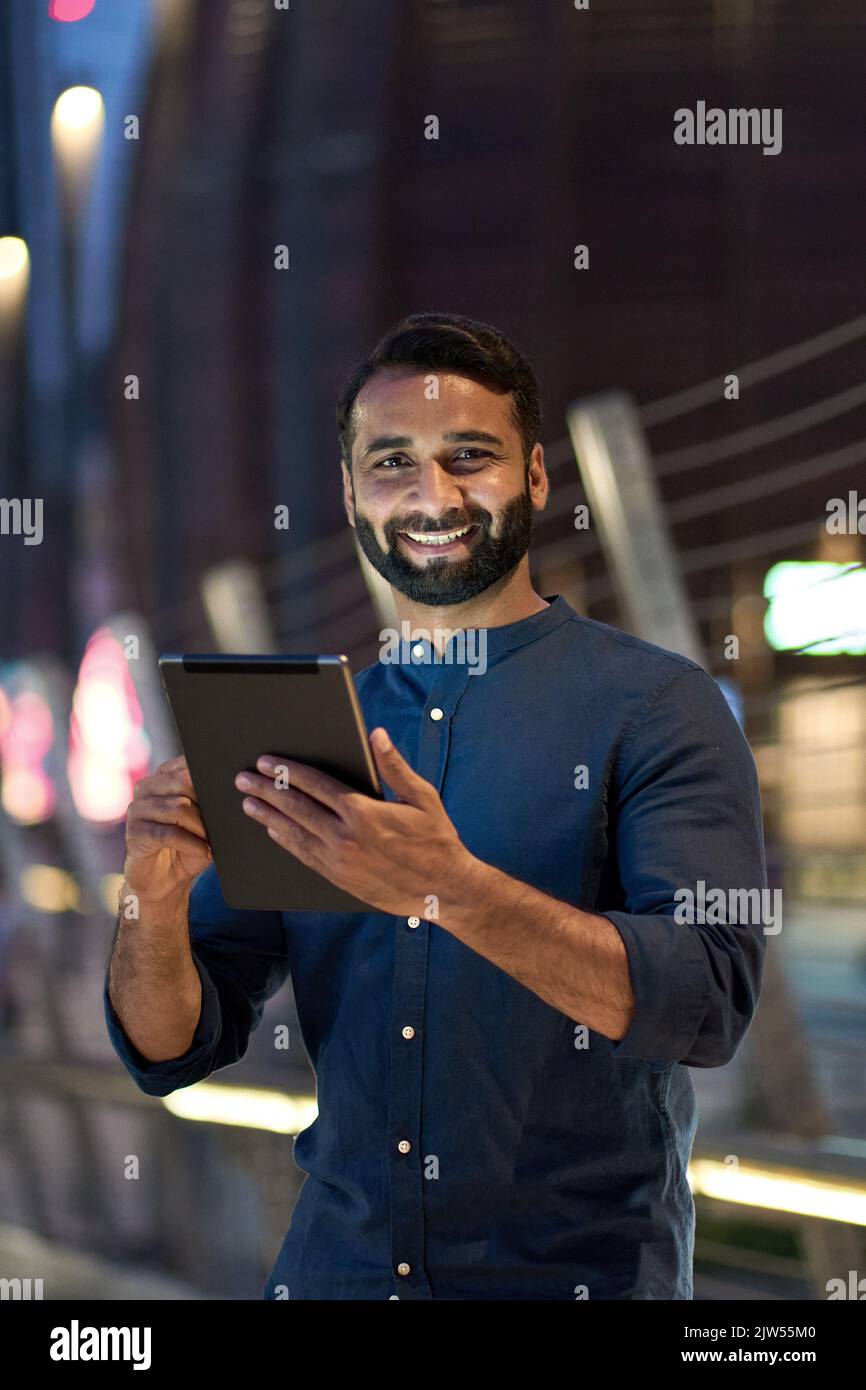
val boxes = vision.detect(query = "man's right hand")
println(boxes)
[123,755,212,903]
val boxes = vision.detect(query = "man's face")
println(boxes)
[342,369,548,606]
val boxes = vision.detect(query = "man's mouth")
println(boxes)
[397,523,480,554]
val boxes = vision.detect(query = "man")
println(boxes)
[105,311,767,1300]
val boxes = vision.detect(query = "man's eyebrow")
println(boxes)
[443,430,505,447]
[362,434,414,457]
[361,429,505,457]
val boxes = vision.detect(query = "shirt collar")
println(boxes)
[476,593,575,657]
[394,593,575,673]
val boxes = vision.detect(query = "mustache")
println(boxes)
[385,509,489,536]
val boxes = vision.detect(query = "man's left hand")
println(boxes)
[234,728,478,918]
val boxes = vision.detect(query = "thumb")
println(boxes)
[370,728,429,805]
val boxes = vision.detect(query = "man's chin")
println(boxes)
[379,560,504,606]
[353,504,532,605]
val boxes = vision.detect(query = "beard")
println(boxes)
[352,478,535,606]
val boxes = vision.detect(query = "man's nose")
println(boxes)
[409,459,466,518]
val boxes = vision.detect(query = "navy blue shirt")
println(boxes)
[104,595,767,1299]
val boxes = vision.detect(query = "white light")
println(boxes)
[161,1084,318,1135]
[51,87,105,228]
[0,237,30,281]
[764,562,866,656]
[0,237,30,325]
[52,85,104,133]
[689,1158,866,1226]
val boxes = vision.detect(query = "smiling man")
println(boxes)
[105,312,768,1300]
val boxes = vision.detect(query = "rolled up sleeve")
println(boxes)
[601,665,768,1069]
[104,863,290,1097]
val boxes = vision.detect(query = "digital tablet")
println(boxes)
[158,654,383,913]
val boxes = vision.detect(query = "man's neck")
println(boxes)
[392,572,550,655]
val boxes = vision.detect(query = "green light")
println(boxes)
[763,562,866,655]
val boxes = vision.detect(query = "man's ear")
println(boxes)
[528,442,549,514]
[341,458,356,527]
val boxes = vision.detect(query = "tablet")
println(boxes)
[158,654,383,913]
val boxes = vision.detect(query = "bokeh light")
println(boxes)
[67,628,151,823]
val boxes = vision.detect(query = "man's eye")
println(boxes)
[374,449,488,469]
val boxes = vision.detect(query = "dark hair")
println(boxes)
[336,311,542,469]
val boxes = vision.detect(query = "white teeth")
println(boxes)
[403,525,473,546]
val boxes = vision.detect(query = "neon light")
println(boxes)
[48,1,97,24]
[68,628,151,823]
[764,562,866,656]
[0,688,56,824]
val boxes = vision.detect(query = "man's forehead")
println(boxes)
[353,369,513,439]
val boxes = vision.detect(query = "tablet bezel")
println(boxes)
[157,653,384,913]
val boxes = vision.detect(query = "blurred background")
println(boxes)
[0,0,865,1300]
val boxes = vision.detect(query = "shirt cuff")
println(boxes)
[601,910,713,1067]
[103,954,222,1097]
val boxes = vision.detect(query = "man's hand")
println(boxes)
[233,727,477,918]
[124,755,212,905]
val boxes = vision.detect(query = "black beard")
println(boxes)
[352,482,535,606]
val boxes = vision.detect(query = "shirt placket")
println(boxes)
[385,659,471,1299]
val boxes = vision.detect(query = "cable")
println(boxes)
[638,312,866,428]
[654,382,866,477]
[665,438,866,525]
[576,518,824,606]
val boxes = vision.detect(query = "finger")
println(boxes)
[129,795,208,842]
[249,756,355,815]
[369,728,431,806]
[134,763,195,800]
[159,754,190,774]
[233,772,335,842]
[128,822,212,858]
[149,761,195,792]
[240,795,323,867]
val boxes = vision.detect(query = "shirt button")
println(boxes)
[397,1139,411,1154]
[412,643,424,658]
[430,707,444,721]
[397,1262,411,1277]
[402,1025,415,1039]
[407,916,420,928]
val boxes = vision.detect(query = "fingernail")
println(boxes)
[235,773,252,789]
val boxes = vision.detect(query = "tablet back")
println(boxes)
[159,654,382,912]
